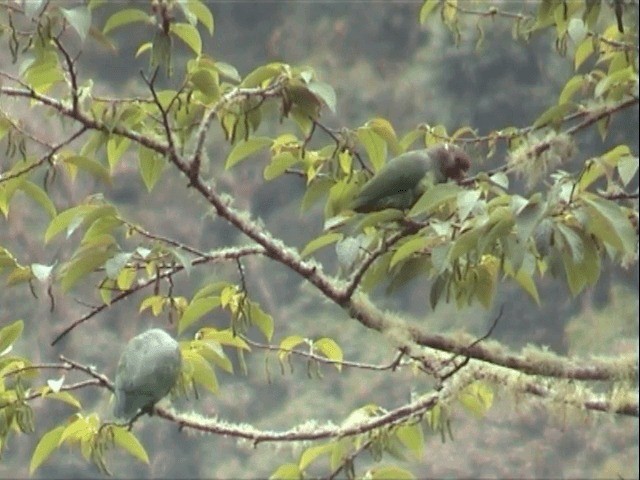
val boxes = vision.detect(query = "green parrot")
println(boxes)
[350,144,471,213]
[113,328,182,420]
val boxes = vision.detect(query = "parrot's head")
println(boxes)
[434,144,471,182]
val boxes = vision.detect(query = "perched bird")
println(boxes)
[113,328,182,421]
[350,144,471,213]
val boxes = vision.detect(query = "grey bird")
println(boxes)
[113,328,182,420]
[350,144,471,213]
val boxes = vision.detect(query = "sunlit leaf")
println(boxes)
[103,8,150,34]
[225,137,272,169]
[30,425,65,474]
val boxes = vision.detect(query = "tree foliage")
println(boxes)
[0,0,638,478]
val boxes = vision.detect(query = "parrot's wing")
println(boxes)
[114,331,182,419]
[352,152,429,210]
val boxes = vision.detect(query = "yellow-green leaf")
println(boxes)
[171,22,202,56]
[299,443,333,471]
[369,465,415,480]
[183,349,218,394]
[139,295,167,316]
[533,102,573,129]
[419,0,441,24]
[185,0,214,35]
[113,427,149,464]
[307,81,337,113]
[225,137,272,169]
[103,8,150,35]
[248,301,274,341]
[395,423,424,459]
[60,6,91,42]
[30,425,65,474]
[178,297,221,334]
[409,183,462,217]
[264,152,299,180]
[314,337,343,370]
[270,463,302,480]
[357,127,387,172]
[0,319,24,353]
[301,232,343,258]
[582,195,636,254]
[558,75,585,105]
[390,236,428,268]
[458,381,494,418]
[60,248,114,292]
[138,145,165,191]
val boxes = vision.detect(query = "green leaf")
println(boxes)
[64,155,111,185]
[515,198,545,244]
[45,205,100,243]
[618,154,639,186]
[103,8,150,35]
[44,391,82,409]
[533,102,573,129]
[395,423,424,459]
[299,443,333,471]
[314,338,343,370]
[60,6,91,42]
[178,297,221,334]
[369,465,415,480]
[151,29,173,75]
[390,236,428,268]
[409,183,462,216]
[594,66,635,98]
[582,195,636,254]
[197,327,251,350]
[248,301,274,341]
[555,222,584,263]
[30,425,65,474]
[279,335,306,354]
[104,252,132,280]
[301,178,332,213]
[191,69,220,101]
[367,118,401,156]
[450,227,483,261]
[558,75,585,104]
[271,463,302,480]
[489,172,509,190]
[301,232,343,258]
[183,349,219,394]
[60,248,114,292]
[106,135,131,170]
[458,381,494,417]
[561,231,600,296]
[0,319,24,353]
[457,189,481,222]
[306,81,336,113]
[19,181,57,218]
[225,137,272,169]
[138,145,165,191]
[113,427,149,464]
[419,0,441,24]
[185,0,214,35]
[241,63,284,88]
[23,61,64,93]
[171,22,202,56]
[139,295,166,316]
[264,152,299,180]
[357,127,386,172]
[214,61,240,82]
[507,261,540,304]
